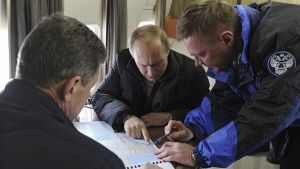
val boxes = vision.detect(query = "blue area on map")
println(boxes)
[93,130,113,141]
[86,123,113,141]
[128,153,158,164]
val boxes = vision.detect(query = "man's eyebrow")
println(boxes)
[149,59,164,67]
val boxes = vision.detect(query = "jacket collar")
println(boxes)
[208,5,260,88]
[235,5,260,65]
[3,79,73,127]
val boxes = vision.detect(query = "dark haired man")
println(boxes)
[155,1,300,169]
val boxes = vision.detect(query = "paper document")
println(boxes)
[74,121,174,169]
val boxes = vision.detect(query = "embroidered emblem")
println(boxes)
[267,51,296,76]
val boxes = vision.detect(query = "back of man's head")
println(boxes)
[16,13,106,88]
[177,0,240,41]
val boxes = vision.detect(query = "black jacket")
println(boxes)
[92,49,209,130]
[0,80,125,169]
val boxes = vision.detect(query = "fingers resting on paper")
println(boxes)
[154,141,196,167]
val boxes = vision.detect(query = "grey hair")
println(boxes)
[16,13,106,87]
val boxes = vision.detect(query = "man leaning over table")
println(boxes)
[91,25,210,143]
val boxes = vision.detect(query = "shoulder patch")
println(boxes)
[267,51,296,76]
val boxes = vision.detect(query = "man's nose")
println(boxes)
[146,67,154,77]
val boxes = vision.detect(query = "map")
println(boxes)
[74,121,116,141]
[74,121,174,169]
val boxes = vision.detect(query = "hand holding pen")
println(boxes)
[162,120,194,142]
[154,120,196,166]
[154,131,174,145]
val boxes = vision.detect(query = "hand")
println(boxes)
[154,142,195,167]
[124,115,150,143]
[164,120,193,142]
[141,163,162,169]
[140,112,172,127]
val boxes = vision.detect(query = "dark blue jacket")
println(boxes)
[0,80,125,169]
[185,2,300,167]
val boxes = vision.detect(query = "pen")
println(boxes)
[153,132,172,145]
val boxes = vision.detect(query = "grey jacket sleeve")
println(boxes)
[91,64,133,131]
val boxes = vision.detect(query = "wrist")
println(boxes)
[191,148,197,167]
[191,148,200,167]
[118,112,133,125]
[182,126,194,141]
[121,113,133,124]
[192,148,208,168]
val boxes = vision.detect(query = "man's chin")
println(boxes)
[146,77,156,82]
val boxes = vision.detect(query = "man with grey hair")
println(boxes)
[91,25,209,143]
[0,14,159,169]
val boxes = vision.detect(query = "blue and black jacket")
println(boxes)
[185,2,300,167]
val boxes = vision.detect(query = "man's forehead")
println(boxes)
[134,38,163,49]
[135,52,164,65]
[134,41,166,55]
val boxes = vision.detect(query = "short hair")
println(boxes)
[16,13,106,87]
[129,25,169,53]
[176,0,241,41]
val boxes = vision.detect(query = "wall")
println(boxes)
[127,0,157,44]
[127,0,172,43]
[63,0,101,26]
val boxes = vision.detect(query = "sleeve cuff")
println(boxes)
[192,148,209,168]
[114,112,131,131]
[186,124,206,143]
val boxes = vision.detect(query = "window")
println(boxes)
[137,9,155,27]
[0,0,9,90]
[0,27,9,90]
[87,24,101,38]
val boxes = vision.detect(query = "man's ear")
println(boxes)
[219,31,234,47]
[62,76,81,102]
